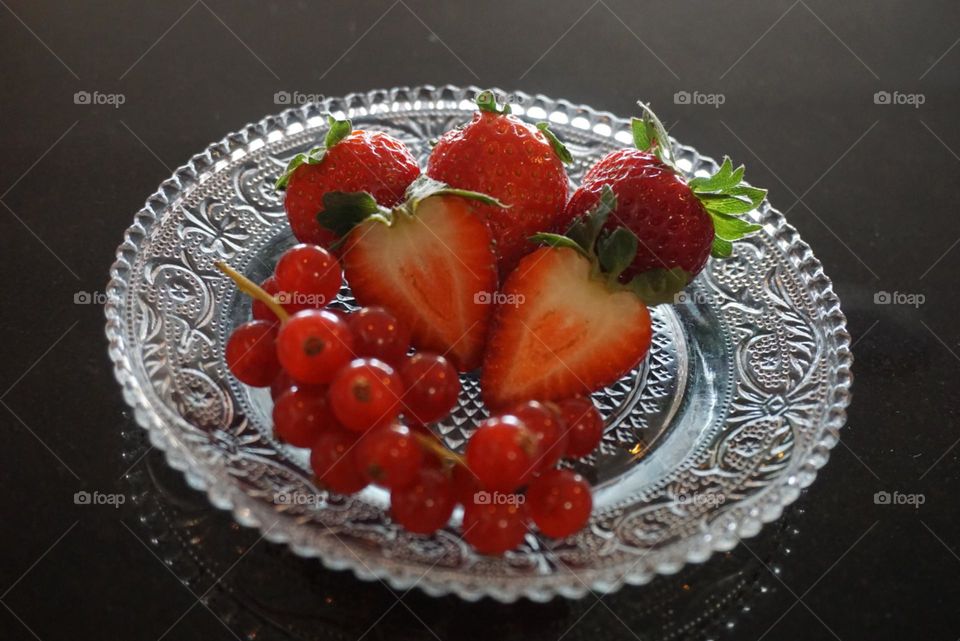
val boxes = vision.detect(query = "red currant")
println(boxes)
[354,423,424,489]
[329,358,403,432]
[225,320,280,387]
[310,429,367,494]
[270,370,296,400]
[252,276,280,321]
[276,310,354,385]
[451,463,481,506]
[557,397,604,458]
[390,467,456,534]
[462,500,528,555]
[465,415,538,492]
[273,387,337,447]
[347,307,411,365]
[508,401,567,473]
[399,353,460,424]
[526,469,592,539]
[275,243,342,308]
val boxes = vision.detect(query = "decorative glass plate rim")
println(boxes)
[105,84,852,602]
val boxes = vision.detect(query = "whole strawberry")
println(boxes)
[276,116,420,247]
[426,91,571,276]
[558,105,766,283]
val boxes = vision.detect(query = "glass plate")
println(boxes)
[105,85,851,602]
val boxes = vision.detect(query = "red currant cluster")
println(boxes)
[221,243,605,555]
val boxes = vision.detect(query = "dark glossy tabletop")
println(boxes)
[1,2,958,639]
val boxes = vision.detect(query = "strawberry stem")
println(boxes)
[214,261,290,323]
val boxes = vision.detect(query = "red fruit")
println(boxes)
[465,415,538,492]
[557,397,604,458]
[390,467,456,534]
[451,463,481,506]
[527,469,592,539]
[561,151,713,278]
[557,108,766,281]
[310,429,367,494]
[347,306,411,365]
[426,92,569,275]
[273,387,337,448]
[481,246,652,409]
[329,358,403,431]
[274,243,342,309]
[276,310,354,385]
[507,401,567,472]
[339,192,498,371]
[355,423,424,489]
[399,353,461,424]
[462,500,528,555]
[270,370,296,400]
[253,276,280,321]
[279,118,420,246]
[225,320,280,387]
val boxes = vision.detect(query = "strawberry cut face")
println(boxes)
[340,195,498,371]
[482,246,652,410]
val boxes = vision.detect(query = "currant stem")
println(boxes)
[214,261,290,323]
[414,432,466,468]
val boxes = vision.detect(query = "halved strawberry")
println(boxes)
[482,187,681,410]
[320,176,501,371]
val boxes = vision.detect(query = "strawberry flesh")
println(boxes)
[341,195,497,371]
[482,246,652,409]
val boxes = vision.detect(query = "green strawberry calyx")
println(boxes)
[274,115,353,189]
[631,101,767,258]
[317,175,506,246]
[531,186,688,305]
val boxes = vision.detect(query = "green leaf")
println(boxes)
[597,228,638,281]
[709,211,762,240]
[274,115,354,190]
[631,116,656,153]
[530,232,586,254]
[626,267,690,305]
[563,185,617,254]
[475,90,510,115]
[689,157,740,192]
[324,115,353,149]
[317,191,384,237]
[699,193,758,216]
[404,175,506,209]
[536,122,573,164]
[634,102,675,166]
[711,236,733,258]
[274,147,325,189]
